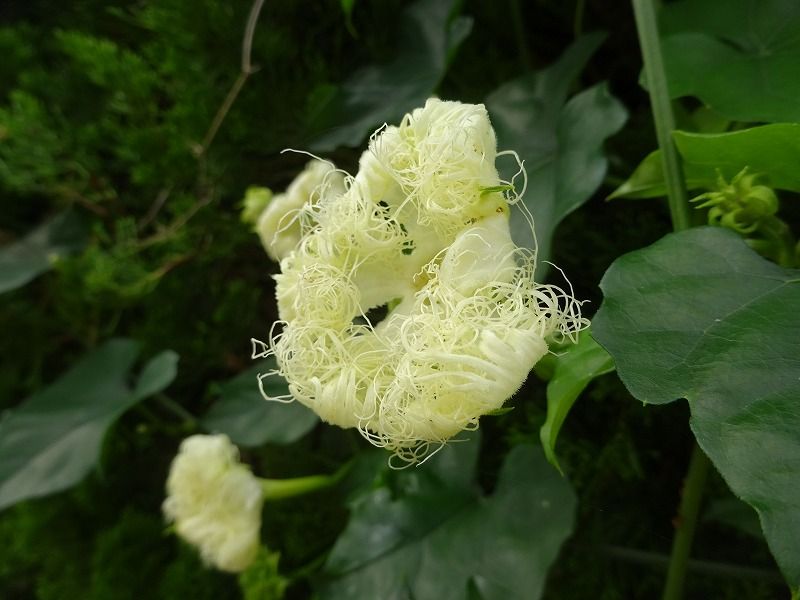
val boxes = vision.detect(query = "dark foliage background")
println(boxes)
[0,1,788,598]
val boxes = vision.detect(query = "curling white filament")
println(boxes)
[256,98,586,465]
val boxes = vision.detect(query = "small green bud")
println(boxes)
[690,167,779,234]
[240,186,273,225]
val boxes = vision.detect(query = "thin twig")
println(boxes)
[241,0,265,73]
[138,186,172,230]
[155,393,199,427]
[195,0,266,157]
[136,193,213,249]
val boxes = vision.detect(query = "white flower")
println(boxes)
[163,434,263,572]
[256,159,345,262]
[259,98,586,464]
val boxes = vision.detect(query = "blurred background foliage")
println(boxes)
[0,0,791,598]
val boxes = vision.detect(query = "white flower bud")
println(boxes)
[163,434,263,572]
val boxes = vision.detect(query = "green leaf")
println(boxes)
[308,0,472,152]
[540,329,615,473]
[486,33,627,270]
[0,339,171,510]
[673,125,800,192]
[704,497,764,540]
[592,227,800,587]
[0,210,88,294]
[610,123,800,199]
[133,350,179,399]
[657,0,800,123]
[202,360,318,447]
[608,149,714,199]
[321,436,576,600]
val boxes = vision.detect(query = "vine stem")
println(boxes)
[196,0,266,157]
[631,2,711,598]
[631,0,691,231]
[662,443,711,600]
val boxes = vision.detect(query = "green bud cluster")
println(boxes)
[691,168,796,267]
[691,168,778,234]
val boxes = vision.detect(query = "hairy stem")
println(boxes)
[631,0,690,231]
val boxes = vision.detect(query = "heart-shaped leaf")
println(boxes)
[656,0,800,123]
[486,33,627,269]
[592,227,800,587]
[321,435,576,600]
[0,339,178,510]
[307,0,472,152]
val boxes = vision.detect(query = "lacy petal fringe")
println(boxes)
[253,98,587,465]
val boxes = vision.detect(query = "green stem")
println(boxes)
[573,0,586,38]
[259,462,350,501]
[509,0,532,71]
[632,0,691,231]
[155,393,199,427]
[599,544,783,582]
[662,442,711,600]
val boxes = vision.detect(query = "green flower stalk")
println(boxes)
[254,98,586,465]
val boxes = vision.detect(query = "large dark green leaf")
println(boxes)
[592,227,800,588]
[202,360,318,447]
[0,210,88,294]
[610,124,800,199]
[0,339,178,510]
[540,329,615,474]
[657,0,800,123]
[486,34,627,269]
[308,0,472,152]
[321,435,576,600]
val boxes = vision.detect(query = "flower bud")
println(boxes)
[691,168,779,234]
[240,186,273,225]
[163,434,263,572]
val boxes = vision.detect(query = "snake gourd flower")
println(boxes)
[163,434,263,572]
[254,98,586,464]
